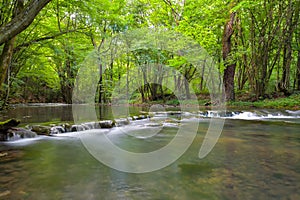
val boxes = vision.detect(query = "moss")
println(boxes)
[0,119,20,131]
[227,94,300,110]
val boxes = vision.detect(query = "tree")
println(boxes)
[0,0,52,45]
[222,12,236,101]
[0,0,52,89]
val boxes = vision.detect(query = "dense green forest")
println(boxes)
[0,0,299,108]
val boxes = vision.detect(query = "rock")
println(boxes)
[0,119,21,140]
[138,115,146,119]
[131,116,139,120]
[99,120,115,128]
[82,122,100,129]
[114,118,130,127]
[0,152,8,157]
[31,125,51,135]
[167,111,181,116]
[64,123,72,132]
[0,190,10,198]
[81,124,90,130]
[8,128,37,139]
[131,115,147,120]
[71,125,85,132]
[126,117,133,122]
[50,126,66,134]
[0,133,7,141]
[0,119,20,133]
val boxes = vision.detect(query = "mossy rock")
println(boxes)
[31,125,51,135]
[0,119,20,132]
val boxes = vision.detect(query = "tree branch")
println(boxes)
[13,29,79,52]
[0,0,52,46]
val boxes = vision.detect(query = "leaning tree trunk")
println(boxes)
[222,12,236,101]
[0,0,52,46]
[0,0,25,90]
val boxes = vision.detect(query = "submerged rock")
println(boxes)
[178,163,214,175]
[145,123,162,127]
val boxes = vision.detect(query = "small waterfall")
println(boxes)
[198,110,300,121]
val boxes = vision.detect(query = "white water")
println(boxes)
[198,110,300,122]
[2,109,300,145]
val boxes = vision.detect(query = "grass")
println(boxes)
[132,93,300,110]
[228,93,300,110]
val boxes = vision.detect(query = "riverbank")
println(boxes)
[227,93,300,110]
[128,93,300,110]
[1,93,299,112]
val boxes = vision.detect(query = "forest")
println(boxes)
[0,0,299,108]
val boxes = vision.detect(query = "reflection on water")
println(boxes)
[0,104,149,124]
[0,105,300,199]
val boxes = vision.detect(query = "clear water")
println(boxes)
[1,105,300,199]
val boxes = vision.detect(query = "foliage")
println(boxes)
[0,0,299,107]
[229,94,300,109]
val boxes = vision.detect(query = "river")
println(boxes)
[0,104,300,199]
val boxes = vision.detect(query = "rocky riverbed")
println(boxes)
[0,115,150,141]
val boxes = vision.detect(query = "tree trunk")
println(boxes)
[297,50,300,90]
[199,60,205,91]
[0,39,15,90]
[184,78,191,99]
[280,0,297,95]
[236,17,248,90]
[0,0,52,46]
[280,44,292,95]
[98,64,103,104]
[0,0,25,89]
[222,12,236,101]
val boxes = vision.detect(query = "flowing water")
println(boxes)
[0,104,300,200]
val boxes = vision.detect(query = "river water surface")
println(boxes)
[0,104,300,200]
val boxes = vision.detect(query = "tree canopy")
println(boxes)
[0,0,299,106]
